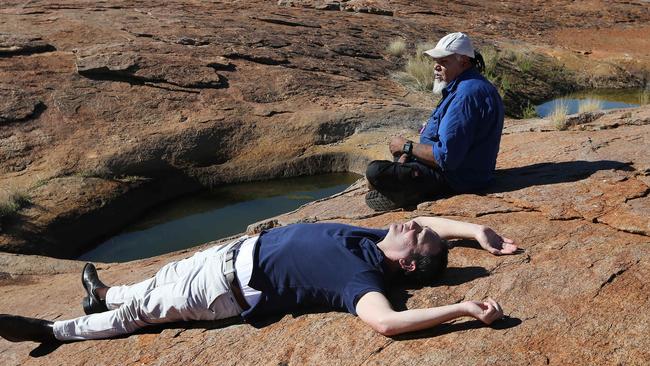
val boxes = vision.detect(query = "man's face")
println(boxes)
[434,54,467,84]
[387,220,443,259]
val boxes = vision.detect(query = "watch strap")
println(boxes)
[403,141,414,156]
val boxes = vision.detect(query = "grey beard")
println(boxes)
[432,79,447,95]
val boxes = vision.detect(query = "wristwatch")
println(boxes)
[402,140,414,157]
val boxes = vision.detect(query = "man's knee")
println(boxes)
[111,300,149,333]
[365,160,397,188]
[366,160,388,180]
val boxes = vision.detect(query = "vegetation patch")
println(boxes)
[385,38,406,57]
[390,42,578,118]
[577,98,603,114]
[503,49,534,73]
[391,43,437,92]
[640,89,649,105]
[521,101,538,119]
[547,99,569,130]
[0,190,31,219]
[115,175,149,183]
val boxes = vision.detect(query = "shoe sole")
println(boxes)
[365,190,399,211]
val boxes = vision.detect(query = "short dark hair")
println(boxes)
[403,241,449,285]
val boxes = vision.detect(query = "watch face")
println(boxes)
[403,142,412,155]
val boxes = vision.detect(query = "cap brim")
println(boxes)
[424,48,454,59]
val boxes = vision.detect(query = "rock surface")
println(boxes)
[1,0,650,257]
[1,1,650,365]
[1,105,650,365]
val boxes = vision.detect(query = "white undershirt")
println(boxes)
[234,235,262,308]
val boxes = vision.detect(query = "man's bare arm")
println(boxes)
[389,136,438,167]
[356,292,503,336]
[412,216,519,255]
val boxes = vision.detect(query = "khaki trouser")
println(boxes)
[53,239,246,341]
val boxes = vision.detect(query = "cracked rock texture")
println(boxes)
[1,107,650,365]
[1,0,649,256]
[1,0,650,365]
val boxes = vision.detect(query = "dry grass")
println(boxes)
[415,42,436,57]
[0,190,31,219]
[640,89,649,105]
[392,43,437,92]
[577,98,602,113]
[548,99,570,130]
[482,46,499,80]
[514,51,533,73]
[401,54,436,92]
[115,175,149,183]
[386,39,407,57]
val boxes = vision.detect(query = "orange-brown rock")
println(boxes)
[1,1,650,364]
[2,0,650,257]
[1,105,649,365]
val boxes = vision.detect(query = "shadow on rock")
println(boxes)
[438,266,490,287]
[387,266,490,312]
[449,239,525,255]
[488,160,633,193]
[133,316,245,335]
[393,316,523,341]
[29,341,63,357]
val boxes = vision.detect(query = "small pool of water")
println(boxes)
[536,88,649,118]
[79,173,361,263]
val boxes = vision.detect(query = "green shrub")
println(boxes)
[498,75,513,96]
[0,191,31,219]
[522,101,538,119]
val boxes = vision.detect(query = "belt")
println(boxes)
[223,238,251,311]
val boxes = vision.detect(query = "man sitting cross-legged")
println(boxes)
[0,216,517,343]
[365,32,504,211]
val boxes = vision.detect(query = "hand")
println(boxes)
[389,136,407,157]
[475,226,518,255]
[397,153,409,163]
[463,298,503,325]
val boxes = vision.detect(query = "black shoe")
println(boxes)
[0,314,56,343]
[81,263,108,315]
[365,190,399,211]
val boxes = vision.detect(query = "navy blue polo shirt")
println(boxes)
[240,223,389,324]
[420,68,504,192]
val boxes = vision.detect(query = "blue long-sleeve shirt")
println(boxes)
[420,68,504,192]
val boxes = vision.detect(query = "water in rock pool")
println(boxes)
[79,173,361,262]
[535,88,648,118]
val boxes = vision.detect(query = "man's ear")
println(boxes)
[398,258,416,272]
[460,55,472,68]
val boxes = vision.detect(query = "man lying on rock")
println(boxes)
[365,32,505,211]
[0,216,517,343]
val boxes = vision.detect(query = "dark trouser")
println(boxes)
[365,159,451,207]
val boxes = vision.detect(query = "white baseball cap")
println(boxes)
[424,32,475,59]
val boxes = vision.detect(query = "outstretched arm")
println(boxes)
[412,216,518,255]
[356,292,503,336]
